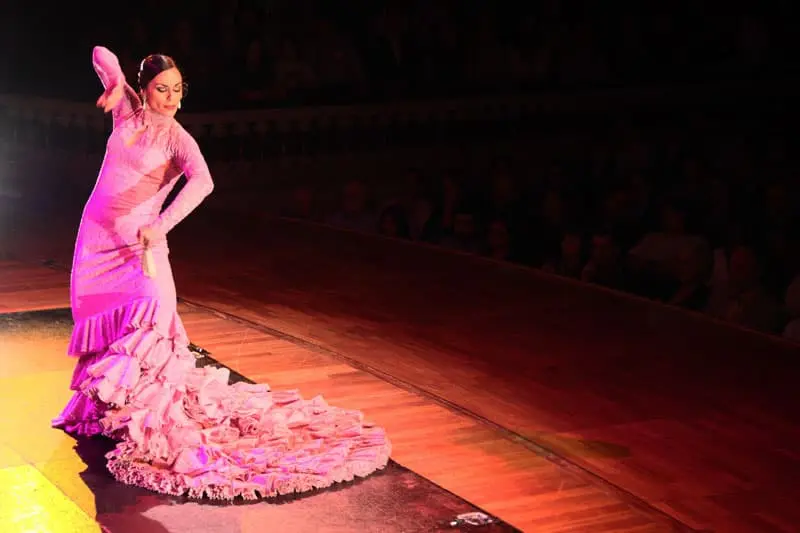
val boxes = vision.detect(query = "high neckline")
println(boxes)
[141,107,174,128]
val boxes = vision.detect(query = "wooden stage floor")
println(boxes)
[1,262,671,532]
[2,210,800,532]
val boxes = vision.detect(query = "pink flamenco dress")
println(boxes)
[52,46,391,500]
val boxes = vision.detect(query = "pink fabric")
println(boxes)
[53,47,391,499]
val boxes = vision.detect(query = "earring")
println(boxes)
[178,101,182,110]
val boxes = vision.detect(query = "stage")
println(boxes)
[1,211,799,532]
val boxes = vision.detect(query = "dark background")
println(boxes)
[1,1,798,341]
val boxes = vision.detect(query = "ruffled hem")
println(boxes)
[105,430,391,500]
[61,297,391,500]
[68,297,188,357]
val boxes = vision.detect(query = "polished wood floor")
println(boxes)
[164,216,800,533]
[0,263,675,532]
[0,260,70,313]
[4,208,800,532]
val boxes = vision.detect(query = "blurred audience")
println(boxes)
[312,111,797,338]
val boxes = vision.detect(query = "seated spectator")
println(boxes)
[378,204,411,239]
[272,39,317,102]
[705,245,783,334]
[326,180,376,233]
[582,230,626,290]
[531,188,570,266]
[763,227,799,297]
[628,199,706,299]
[422,171,468,244]
[541,229,586,279]
[483,219,516,262]
[440,211,481,254]
[666,240,713,311]
[395,168,434,241]
[599,184,642,250]
[239,39,272,105]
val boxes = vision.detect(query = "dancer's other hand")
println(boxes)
[137,225,159,248]
[96,83,123,113]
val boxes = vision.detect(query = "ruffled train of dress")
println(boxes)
[53,297,391,500]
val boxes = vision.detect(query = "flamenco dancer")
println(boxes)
[52,46,390,499]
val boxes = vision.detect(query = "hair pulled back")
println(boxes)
[137,54,178,91]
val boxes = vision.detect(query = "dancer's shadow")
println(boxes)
[74,437,175,533]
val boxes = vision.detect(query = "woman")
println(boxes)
[52,47,390,500]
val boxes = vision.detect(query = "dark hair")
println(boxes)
[137,54,179,91]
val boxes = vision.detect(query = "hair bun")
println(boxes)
[137,54,179,91]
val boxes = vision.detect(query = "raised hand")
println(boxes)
[96,83,124,113]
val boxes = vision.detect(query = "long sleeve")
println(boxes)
[150,128,214,236]
[92,46,141,127]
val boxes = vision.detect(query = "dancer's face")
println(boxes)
[144,68,184,117]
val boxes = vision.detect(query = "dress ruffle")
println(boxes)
[67,297,188,357]
[55,298,391,500]
[51,387,105,437]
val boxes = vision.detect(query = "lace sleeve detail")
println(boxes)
[150,126,214,236]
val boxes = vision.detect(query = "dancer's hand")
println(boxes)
[138,225,159,248]
[96,83,123,113]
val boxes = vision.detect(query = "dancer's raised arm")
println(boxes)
[92,46,141,125]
